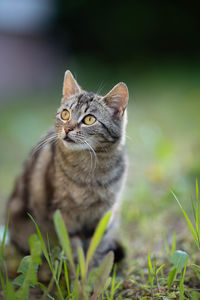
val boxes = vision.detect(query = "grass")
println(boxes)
[0,199,200,299]
[0,211,116,300]
[1,59,200,298]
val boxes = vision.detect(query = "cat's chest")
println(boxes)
[58,193,111,235]
[52,156,124,234]
[56,161,120,203]
[58,175,115,206]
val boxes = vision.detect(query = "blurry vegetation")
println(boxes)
[55,1,200,61]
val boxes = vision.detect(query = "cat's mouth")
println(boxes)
[63,136,76,143]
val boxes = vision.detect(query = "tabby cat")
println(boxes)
[7,70,128,266]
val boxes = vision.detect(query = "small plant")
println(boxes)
[173,179,200,277]
[53,210,114,300]
[167,250,188,292]
[0,210,117,299]
[13,234,42,299]
[173,179,200,249]
[0,214,16,300]
[147,252,165,291]
[171,179,200,298]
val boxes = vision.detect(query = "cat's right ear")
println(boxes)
[62,70,81,104]
[103,82,128,117]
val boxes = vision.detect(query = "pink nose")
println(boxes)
[64,127,73,134]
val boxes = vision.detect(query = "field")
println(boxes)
[0,59,200,299]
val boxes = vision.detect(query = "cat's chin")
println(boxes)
[62,139,84,151]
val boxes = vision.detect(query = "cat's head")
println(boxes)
[55,70,128,151]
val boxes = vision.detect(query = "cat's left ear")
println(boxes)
[103,82,128,116]
[62,70,81,103]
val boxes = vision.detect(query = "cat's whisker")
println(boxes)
[86,143,94,175]
[32,134,58,154]
[74,137,95,167]
[68,135,95,175]
[84,140,98,175]
[95,81,105,95]
[34,136,57,150]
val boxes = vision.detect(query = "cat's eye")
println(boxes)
[61,109,70,120]
[83,115,96,125]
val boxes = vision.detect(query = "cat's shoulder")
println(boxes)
[30,128,57,158]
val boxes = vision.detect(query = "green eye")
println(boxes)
[61,109,70,120]
[83,115,96,125]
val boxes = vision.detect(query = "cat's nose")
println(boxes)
[64,126,73,134]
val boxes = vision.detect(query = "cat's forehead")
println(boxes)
[63,92,102,112]
[75,92,98,107]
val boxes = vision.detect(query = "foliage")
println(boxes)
[167,250,188,291]
[173,179,200,249]
[53,210,114,299]
[1,200,200,299]
[0,211,118,299]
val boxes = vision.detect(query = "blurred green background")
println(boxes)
[0,1,200,256]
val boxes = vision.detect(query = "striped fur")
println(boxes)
[7,71,128,265]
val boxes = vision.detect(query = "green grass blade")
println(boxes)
[53,210,76,275]
[29,234,42,265]
[179,257,188,300]
[104,277,112,291]
[172,191,200,248]
[5,279,16,300]
[156,264,165,275]
[46,234,54,268]
[57,257,63,283]
[78,247,85,281]
[167,267,176,290]
[147,252,154,274]
[41,276,55,300]
[196,179,199,202]
[191,196,196,223]
[63,261,71,297]
[0,268,6,295]
[15,235,43,300]
[115,281,122,290]
[148,265,153,288]
[110,264,117,300]
[0,213,9,260]
[196,179,200,241]
[93,251,114,295]
[171,231,176,255]
[71,278,80,300]
[0,218,9,298]
[28,213,64,300]
[28,214,51,265]
[85,211,111,278]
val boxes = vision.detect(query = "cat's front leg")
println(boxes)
[87,230,125,270]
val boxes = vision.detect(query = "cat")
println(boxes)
[7,70,128,266]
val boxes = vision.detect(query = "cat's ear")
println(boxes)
[62,70,81,103]
[103,82,128,116]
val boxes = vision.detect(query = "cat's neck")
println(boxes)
[56,139,124,174]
